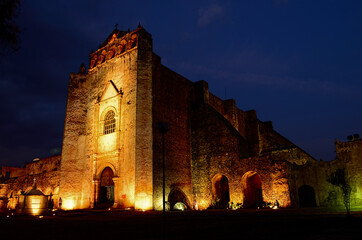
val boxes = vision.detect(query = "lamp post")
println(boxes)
[157,122,169,240]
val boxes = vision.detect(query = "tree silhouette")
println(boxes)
[327,168,351,216]
[0,0,21,57]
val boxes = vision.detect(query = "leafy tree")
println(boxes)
[327,168,351,216]
[0,0,21,57]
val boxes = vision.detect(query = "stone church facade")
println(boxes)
[1,26,361,211]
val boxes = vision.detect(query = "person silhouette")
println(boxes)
[58,197,62,210]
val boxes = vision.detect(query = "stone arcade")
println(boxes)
[1,25,361,211]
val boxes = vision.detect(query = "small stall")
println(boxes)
[18,180,48,215]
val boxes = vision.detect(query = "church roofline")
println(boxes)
[94,24,146,55]
[88,24,147,71]
[99,29,128,49]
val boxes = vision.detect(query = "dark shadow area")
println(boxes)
[212,174,230,208]
[298,185,316,207]
[241,171,263,208]
[168,188,191,210]
[98,167,114,208]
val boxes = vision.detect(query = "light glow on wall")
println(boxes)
[197,199,210,210]
[98,132,117,152]
[135,192,152,210]
[31,197,41,215]
[63,198,75,210]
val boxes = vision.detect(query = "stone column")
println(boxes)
[112,177,121,208]
[92,180,100,208]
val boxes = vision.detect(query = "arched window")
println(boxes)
[104,110,116,134]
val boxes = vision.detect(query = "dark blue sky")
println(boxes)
[1,0,361,167]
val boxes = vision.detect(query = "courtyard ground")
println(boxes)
[1,208,361,239]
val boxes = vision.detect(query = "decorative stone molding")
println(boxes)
[89,28,141,71]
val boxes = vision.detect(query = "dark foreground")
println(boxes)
[1,208,361,240]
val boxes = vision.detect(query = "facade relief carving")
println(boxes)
[89,31,139,70]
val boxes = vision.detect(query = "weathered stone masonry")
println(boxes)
[1,25,361,211]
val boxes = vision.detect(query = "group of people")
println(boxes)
[206,199,280,210]
[255,199,280,209]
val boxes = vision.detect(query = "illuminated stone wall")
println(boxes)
[151,68,298,209]
[0,156,60,209]
[25,155,60,175]
[5,171,60,209]
[0,26,311,211]
[0,184,9,209]
[59,68,89,209]
[208,94,259,155]
[0,166,25,179]
[190,97,292,208]
[134,30,153,210]
[59,26,154,210]
[289,139,362,208]
[191,93,248,208]
[335,139,362,207]
[152,62,194,210]
[5,26,357,211]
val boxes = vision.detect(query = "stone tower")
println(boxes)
[59,25,154,210]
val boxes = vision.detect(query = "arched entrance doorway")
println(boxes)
[298,185,316,207]
[212,174,230,209]
[99,167,114,207]
[168,188,191,210]
[241,171,263,208]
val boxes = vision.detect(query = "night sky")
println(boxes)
[1,0,361,167]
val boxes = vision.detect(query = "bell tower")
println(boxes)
[59,25,154,210]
